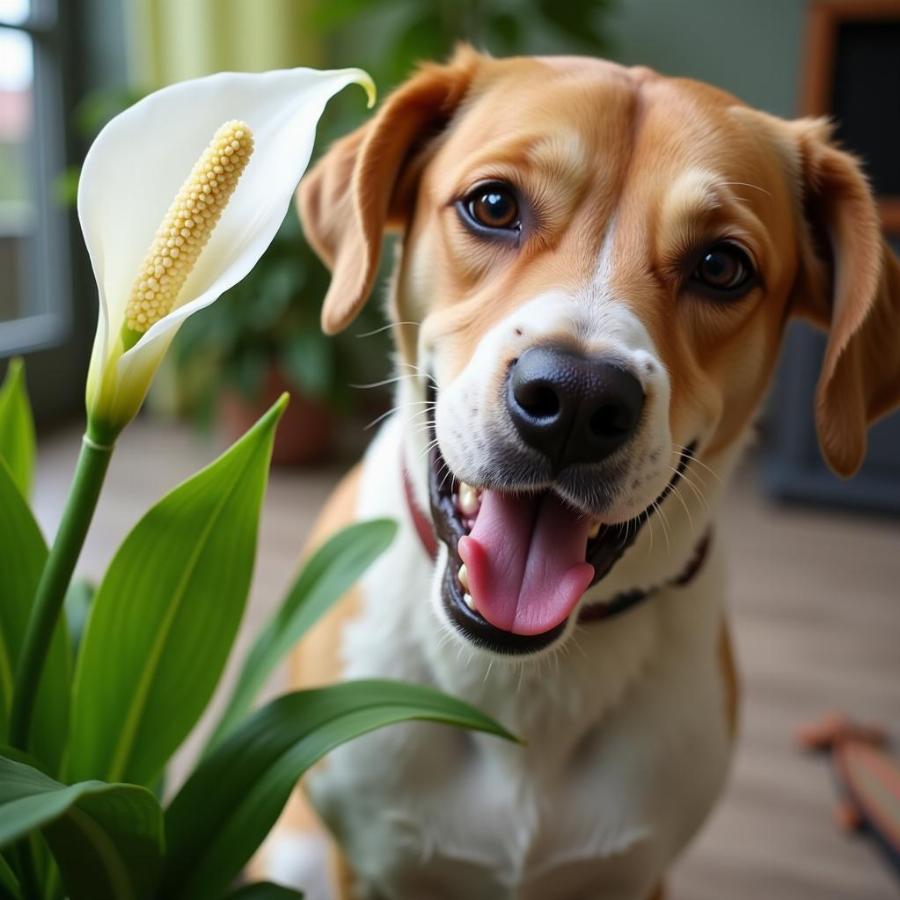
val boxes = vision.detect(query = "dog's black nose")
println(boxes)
[507,346,645,470]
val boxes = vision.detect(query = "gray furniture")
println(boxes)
[765,323,900,516]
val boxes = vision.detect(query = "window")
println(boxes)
[0,0,70,355]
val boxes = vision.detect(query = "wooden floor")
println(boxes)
[33,419,900,900]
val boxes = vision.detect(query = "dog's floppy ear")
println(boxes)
[299,48,479,335]
[790,118,900,477]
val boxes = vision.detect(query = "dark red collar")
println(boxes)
[402,465,711,625]
[403,464,440,559]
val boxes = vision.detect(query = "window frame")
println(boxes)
[0,0,72,356]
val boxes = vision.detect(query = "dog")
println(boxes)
[255,47,900,900]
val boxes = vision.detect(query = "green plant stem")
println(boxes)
[13,839,42,900]
[9,434,113,751]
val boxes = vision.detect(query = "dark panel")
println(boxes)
[830,22,900,196]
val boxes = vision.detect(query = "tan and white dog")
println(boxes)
[258,48,900,900]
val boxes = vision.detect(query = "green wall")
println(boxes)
[608,0,808,118]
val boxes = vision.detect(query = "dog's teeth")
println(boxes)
[458,563,469,591]
[463,591,476,611]
[458,483,480,517]
[588,520,602,539]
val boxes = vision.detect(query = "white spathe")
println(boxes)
[80,66,374,439]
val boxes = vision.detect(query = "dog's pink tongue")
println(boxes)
[458,491,594,636]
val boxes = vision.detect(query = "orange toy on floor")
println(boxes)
[797,712,900,879]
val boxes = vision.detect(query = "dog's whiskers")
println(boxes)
[407,408,437,427]
[396,361,439,388]
[438,460,455,493]
[417,437,440,459]
[651,497,672,554]
[573,635,590,664]
[676,469,711,516]
[673,445,722,485]
[425,439,443,460]
[365,399,436,431]
[670,480,697,537]
[666,458,712,517]
[354,320,421,339]
[350,373,425,390]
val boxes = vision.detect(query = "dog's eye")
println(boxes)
[689,242,756,297]
[462,182,520,232]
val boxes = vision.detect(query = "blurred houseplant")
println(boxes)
[0,66,512,900]
[313,0,614,86]
[171,213,386,465]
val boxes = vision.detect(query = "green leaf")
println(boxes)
[0,359,36,499]
[207,519,397,750]
[53,166,80,208]
[67,396,287,787]
[309,0,388,31]
[0,853,21,900]
[0,755,163,900]
[0,749,51,900]
[231,347,268,401]
[279,330,335,398]
[534,0,613,51]
[251,259,302,329]
[224,883,303,900]
[64,579,95,658]
[385,13,448,85]
[0,461,71,775]
[485,12,523,55]
[73,86,146,138]
[163,680,516,899]
[0,745,50,775]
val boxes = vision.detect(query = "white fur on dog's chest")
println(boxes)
[309,420,732,900]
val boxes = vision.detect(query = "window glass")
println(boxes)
[0,24,36,326]
[0,0,30,27]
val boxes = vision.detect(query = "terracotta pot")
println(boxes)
[219,367,335,466]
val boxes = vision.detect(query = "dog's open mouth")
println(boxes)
[429,441,694,654]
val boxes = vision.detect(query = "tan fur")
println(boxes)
[720,621,740,739]
[290,464,364,690]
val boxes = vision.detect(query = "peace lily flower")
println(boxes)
[80,66,375,444]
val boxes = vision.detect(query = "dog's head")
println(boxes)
[300,48,900,654]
